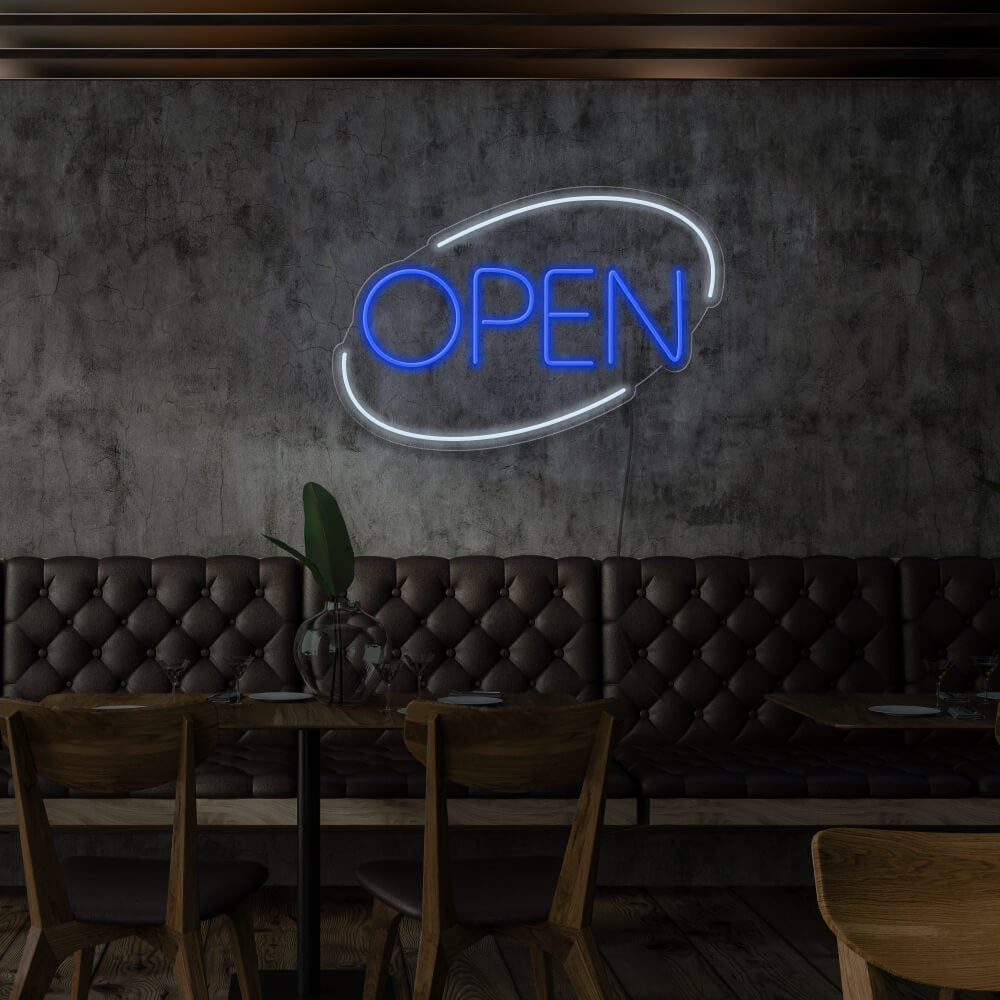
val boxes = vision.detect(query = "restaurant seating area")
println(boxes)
[2,553,998,838]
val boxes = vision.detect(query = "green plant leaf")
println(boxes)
[302,482,355,597]
[262,533,333,598]
[976,476,1000,494]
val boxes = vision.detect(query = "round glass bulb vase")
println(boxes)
[294,598,388,704]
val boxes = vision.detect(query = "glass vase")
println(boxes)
[294,598,388,704]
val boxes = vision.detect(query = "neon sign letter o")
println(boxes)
[361,266,462,369]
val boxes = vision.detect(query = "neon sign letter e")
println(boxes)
[542,267,597,369]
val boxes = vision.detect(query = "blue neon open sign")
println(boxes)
[333,187,724,450]
[359,264,687,372]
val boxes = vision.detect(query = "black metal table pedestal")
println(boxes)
[229,729,391,999]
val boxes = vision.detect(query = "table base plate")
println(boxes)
[229,968,393,999]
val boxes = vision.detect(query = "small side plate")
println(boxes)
[93,704,144,710]
[247,692,314,702]
[438,694,504,706]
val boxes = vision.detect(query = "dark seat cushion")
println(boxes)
[0,744,296,799]
[356,856,562,925]
[319,743,636,798]
[614,744,976,798]
[61,856,268,924]
[932,746,1000,796]
[133,743,296,799]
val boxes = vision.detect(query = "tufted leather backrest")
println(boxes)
[899,557,1000,687]
[305,555,600,747]
[2,556,301,700]
[602,556,900,745]
[898,557,1000,746]
[305,555,601,697]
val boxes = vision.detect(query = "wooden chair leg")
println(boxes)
[10,927,59,1000]
[837,940,888,1000]
[412,928,449,1000]
[363,898,403,1000]
[529,944,553,1000]
[222,900,263,1000]
[71,947,95,1000]
[172,929,211,1000]
[560,928,615,1000]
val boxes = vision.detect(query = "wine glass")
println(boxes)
[228,655,254,704]
[922,658,955,710]
[158,658,192,698]
[403,653,434,699]
[376,658,401,713]
[973,654,1000,704]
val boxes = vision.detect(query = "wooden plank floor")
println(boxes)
[0,886,996,999]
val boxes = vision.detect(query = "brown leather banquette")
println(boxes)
[1,554,999,815]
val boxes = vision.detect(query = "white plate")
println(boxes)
[397,706,408,714]
[93,704,144,710]
[868,704,941,716]
[247,692,314,702]
[438,694,504,706]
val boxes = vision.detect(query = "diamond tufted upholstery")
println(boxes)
[602,556,899,746]
[601,556,919,798]
[899,557,1000,686]
[308,555,601,752]
[3,553,1000,806]
[307,555,628,796]
[898,556,1000,747]
[2,556,301,796]
[2,556,301,700]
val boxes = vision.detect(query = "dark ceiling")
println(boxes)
[1,2,999,78]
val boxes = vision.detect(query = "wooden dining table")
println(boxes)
[765,690,1000,731]
[38,689,574,999]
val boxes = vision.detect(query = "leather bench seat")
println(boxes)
[930,745,1000,796]
[0,741,297,799]
[317,743,637,798]
[614,744,976,798]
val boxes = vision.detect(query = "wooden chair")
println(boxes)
[357,698,625,1000]
[0,701,267,1000]
[813,826,1000,1000]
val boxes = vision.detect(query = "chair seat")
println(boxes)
[356,856,562,925]
[62,856,268,924]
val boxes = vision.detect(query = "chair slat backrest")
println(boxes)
[7,702,218,794]
[813,827,1000,992]
[403,699,624,793]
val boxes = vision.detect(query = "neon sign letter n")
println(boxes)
[605,266,687,369]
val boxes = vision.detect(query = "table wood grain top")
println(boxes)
[766,691,999,731]
[33,691,576,730]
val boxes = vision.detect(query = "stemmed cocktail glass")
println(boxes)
[974,654,1000,704]
[376,658,401,713]
[158,658,192,698]
[228,655,254,704]
[403,653,434,699]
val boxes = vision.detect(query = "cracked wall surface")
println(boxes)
[0,80,997,559]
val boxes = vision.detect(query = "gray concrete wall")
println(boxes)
[1,81,998,560]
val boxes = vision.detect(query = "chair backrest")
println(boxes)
[403,698,624,932]
[813,827,1000,992]
[7,701,218,793]
[1,701,216,932]
[404,698,624,793]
